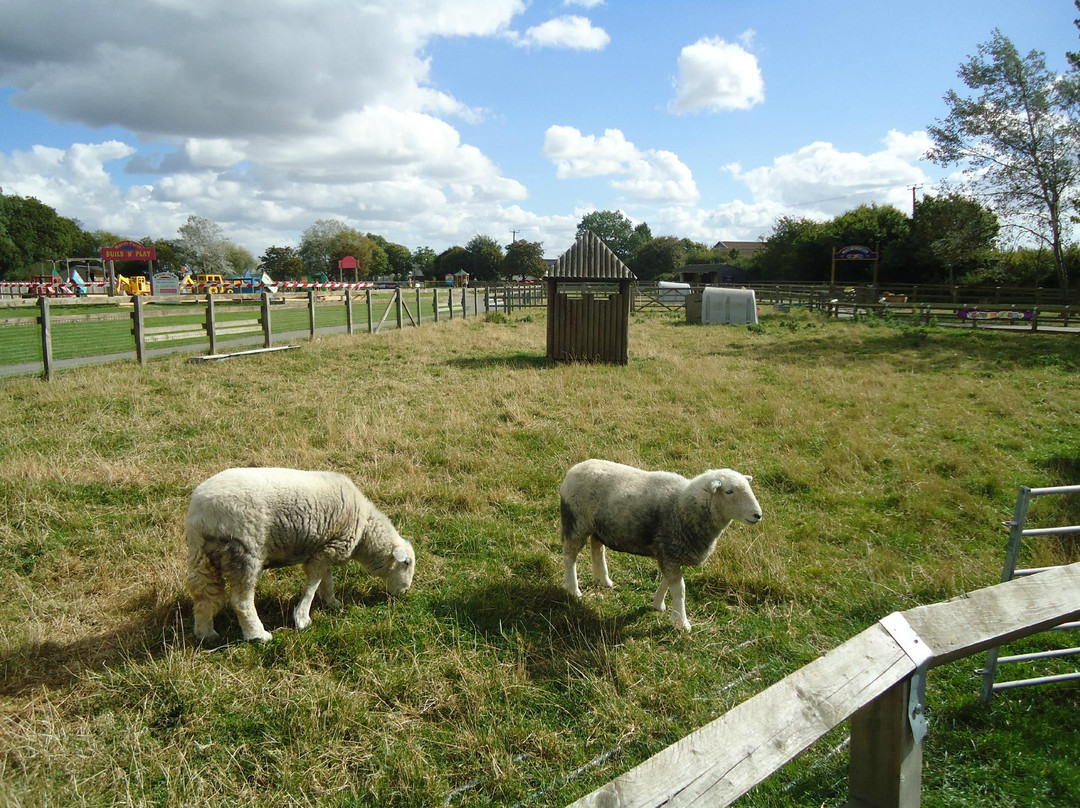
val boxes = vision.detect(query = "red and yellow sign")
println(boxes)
[101,240,157,262]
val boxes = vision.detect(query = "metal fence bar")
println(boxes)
[980,484,1080,702]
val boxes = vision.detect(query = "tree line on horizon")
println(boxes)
[1,192,1075,291]
[2,20,1079,292]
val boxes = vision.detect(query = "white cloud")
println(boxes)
[0,0,553,253]
[727,132,930,215]
[564,0,604,7]
[543,126,698,205]
[510,15,610,50]
[543,126,639,178]
[670,35,765,114]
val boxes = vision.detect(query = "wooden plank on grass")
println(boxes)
[188,345,298,362]
[567,623,912,808]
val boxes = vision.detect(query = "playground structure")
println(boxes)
[116,274,151,296]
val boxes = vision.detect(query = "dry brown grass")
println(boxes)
[0,309,1078,806]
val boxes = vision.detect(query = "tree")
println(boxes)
[751,216,830,281]
[908,193,1000,285]
[434,246,470,279]
[328,230,377,281]
[576,210,650,264]
[298,218,352,278]
[224,244,257,274]
[927,29,1080,294]
[411,246,437,280]
[501,239,546,280]
[259,246,304,280]
[178,215,229,273]
[383,242,413,279]
[141,237,183,274]
[630,236,687,281]
[464,234,504,282]
[0,193,84,280]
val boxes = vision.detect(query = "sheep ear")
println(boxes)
[392,546,410,565]
[745,475,753,483]
[710,479,723,492]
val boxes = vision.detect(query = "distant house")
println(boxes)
[680,263,747,286]
[712,240,765,260]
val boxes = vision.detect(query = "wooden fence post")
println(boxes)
[205,294,217,355]
[847,677,923,808]
[132,295,146,366]
[416,287,422,324]
[345,290,354,335]
[307,290,316,338]
[395,288,403,330]
[39,296,53,380]
[366,289,373,334]
[261,292,272,348]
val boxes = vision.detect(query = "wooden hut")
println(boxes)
[545,231,636,365]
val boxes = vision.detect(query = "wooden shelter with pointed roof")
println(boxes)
[545,230,636,365]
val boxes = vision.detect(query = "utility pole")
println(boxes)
[510,229,521,243]
[909,185,923,218]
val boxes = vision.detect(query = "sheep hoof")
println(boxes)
[324,597,342,610]
[671,616,691,632]
[565,586,582,598]
[599,578,614,589]
[195,627,220,642]
[246,629,274,642]
[293,611,312,631]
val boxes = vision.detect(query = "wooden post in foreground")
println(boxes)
[848,678,922,808]
[261,292,272,348]
[39,296,54,380]
[205,294,217,355]
[132,295,146,366]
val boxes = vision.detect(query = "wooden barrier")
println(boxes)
[566,563,1080,808]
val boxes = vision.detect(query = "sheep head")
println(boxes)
[384,540,416,596]
[708,471,763,525]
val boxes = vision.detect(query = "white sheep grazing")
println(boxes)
[560,459,762,631]
[185,467,415,642]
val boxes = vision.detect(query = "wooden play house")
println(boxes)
[545,231,636,365]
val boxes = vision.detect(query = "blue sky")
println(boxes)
[0,0,1076,259]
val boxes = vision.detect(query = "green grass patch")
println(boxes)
[0,310,1078,807]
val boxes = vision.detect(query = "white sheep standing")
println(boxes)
[185,467,415,642]
[560,459,762,631]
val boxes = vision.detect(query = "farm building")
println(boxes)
[545,231,636,365]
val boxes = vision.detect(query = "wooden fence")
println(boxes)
[12,286,484,380]
[565,562,1080,808]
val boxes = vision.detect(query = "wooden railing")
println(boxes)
[565,563,1080,808]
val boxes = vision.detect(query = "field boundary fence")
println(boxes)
[565,562,1080,808]
[3,286,486,380]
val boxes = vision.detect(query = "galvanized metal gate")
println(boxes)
[979,484,1080,701]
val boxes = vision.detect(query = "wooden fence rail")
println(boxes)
[10,286,484,379]
[566,562,1080,808]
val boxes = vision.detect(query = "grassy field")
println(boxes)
[0,307,1078,807]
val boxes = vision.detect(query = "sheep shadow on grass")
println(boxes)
[443,352,548,370]
[0,589,190,697]
[429,577,663,684]
[0,572,401,696]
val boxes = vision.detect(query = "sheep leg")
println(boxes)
[187,546,225,641]
[317,569,342,609]
[590,539,614,588]
[654,563,691,632]
[294,560,332,630]
[563,544,583,597]
[229,574,273,642]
